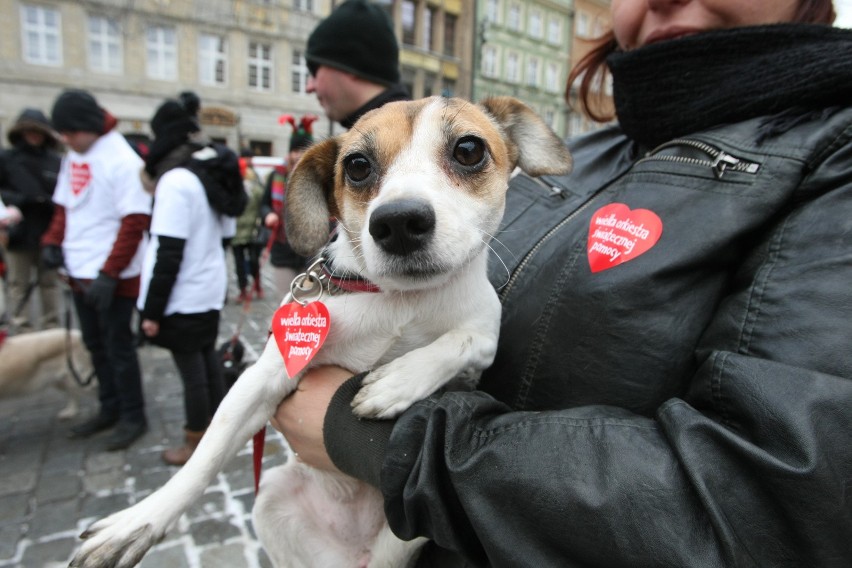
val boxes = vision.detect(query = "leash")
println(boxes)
[58,270,97,387]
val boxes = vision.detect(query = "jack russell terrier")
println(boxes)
[69,96,572,568]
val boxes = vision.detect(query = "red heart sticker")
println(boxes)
[588,203,663,273]
[271,301,331,378]
[70,162,91,196]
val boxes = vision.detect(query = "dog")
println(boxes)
[217,336,247,392]
[0,327,94,419]
[69,96,572,568]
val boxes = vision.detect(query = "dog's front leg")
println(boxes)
[351,324,499,419]
[70,335,293,568]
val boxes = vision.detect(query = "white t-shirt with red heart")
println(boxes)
[138,167,235,316]
[53,130,151,279]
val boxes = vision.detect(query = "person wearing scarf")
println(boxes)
[271,1,852,566]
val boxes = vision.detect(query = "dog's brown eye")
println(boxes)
[344,154,372,183]
[453,136,486,167]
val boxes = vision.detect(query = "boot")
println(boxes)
[162,429,204,466]
[252,278,264,300]
[236,287,249,303]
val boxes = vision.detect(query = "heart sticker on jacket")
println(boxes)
[588,203,663,273]
[271,301,330,378]
[70,162,92,196]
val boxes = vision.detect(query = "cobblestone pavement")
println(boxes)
[0,270,290,568]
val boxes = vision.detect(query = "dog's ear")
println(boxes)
[285,138,340,257]
[479,96,572,177]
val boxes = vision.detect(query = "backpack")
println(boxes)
[184,144,247,217]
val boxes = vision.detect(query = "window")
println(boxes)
[88,16,122,74]
[546,62,560,93]
[507,3,521,32]
[146,25,177,80]
[444,13,457,56]
[526,57,539,87]
[199,33,227,86]
[506,51,520,83]
[544,109,556,129]
[21,5,62,66]
[424,6,436,51]
[485,0,499,24]
[248,41,272,91]
[293,0,314,12]
[576,12,591,38]
[547,18,562,45]
[402,0,416,46]
[291,49,309,94]
[482,45,498,78]
[529,10,543,39]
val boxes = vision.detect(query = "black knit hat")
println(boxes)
[306,0,400,87]
[146,93,202,175]
[51,89,106,133]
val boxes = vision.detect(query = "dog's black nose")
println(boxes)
[369,199,436,255]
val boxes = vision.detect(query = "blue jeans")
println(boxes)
[73,293,146,424]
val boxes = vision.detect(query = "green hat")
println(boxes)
[306,0,400,87]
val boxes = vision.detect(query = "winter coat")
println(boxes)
[322,34,852,568]
[0,109,61,250]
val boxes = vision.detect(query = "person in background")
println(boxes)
[232,151,265,303]
[43,89,150,451]
[259,117,314,299]
[273,1,852,566]
[0,108,62,331]
[305,0,409,129]
[138,95,245,466]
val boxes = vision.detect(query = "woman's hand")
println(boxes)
[271,365,352,472]
[264,212,280,229]
[141,319,160,337]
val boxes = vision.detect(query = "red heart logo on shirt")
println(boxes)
[588,203,663,273]
[271,301,331,378]
[70,162,92,196]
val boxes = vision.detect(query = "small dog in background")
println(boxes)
[217,336,247,391]
[0,328,94,419]
[70,96,573,567]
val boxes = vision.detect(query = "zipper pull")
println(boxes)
[711,152,740,179]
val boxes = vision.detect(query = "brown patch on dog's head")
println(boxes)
[480,96,573,176]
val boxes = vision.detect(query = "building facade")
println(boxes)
[472,0,573,136]
[566,0,612,136]
[0,0,475,156]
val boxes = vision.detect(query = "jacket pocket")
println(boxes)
[637,139,761,179]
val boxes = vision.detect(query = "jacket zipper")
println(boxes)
[497,189,601,304]
[638,139,760,179]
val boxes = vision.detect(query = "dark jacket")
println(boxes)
[0,109,61,250]
[326,102,852,567]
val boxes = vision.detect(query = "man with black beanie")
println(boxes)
[42,89,151,451]
[305,0,410,129]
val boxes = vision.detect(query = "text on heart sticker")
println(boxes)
[587,203,663,273]
[271,301,331,378]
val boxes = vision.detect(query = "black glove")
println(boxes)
[41,245,65,269]
[85,272,118,312]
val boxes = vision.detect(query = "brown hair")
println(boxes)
[566,0,837,122]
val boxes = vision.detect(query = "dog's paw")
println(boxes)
[351,364,430,419]
[70,508,164,568]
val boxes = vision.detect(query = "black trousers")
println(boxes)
[73,293,146,424]
[232,244,261,290]
[171,344,225,431]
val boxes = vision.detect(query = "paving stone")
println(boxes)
[0,470,37,498]
[199,542,251,568]
[36,471,80,504]
[190,518,242,547]
[140,542,191,568]
[20,536,77,567]
[26,498,78,539]
[0,523,23,560]
[78,491,130,522]
[0,492,31,526]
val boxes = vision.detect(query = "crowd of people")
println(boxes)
[1,0,850,565]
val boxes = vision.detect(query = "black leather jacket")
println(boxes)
[328,106,852,567]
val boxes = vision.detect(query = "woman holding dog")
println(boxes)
[275,0,852,566]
